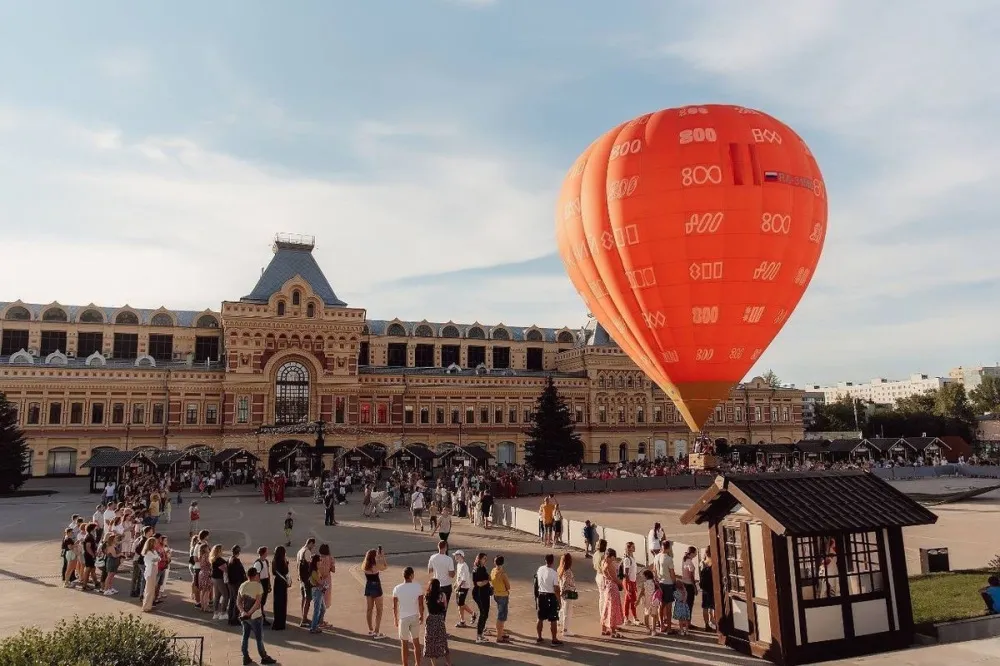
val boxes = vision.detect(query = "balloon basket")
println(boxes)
[689,453,718,471]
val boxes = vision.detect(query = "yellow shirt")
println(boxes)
[541,503,555,524]
[490,567,509,597]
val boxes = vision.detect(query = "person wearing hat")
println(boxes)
[453,550,476,628]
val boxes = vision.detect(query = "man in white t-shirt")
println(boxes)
[102,503,117,530]
[427,540,455,618]
[392,566,425,665]
[652,540,675,629]
[534,553,563,645]
[410,490,426,532]
[252,546,272,626]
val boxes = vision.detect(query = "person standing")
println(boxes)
[411,488,426,531]
[271,545,290,630]
[297,538,316,628]
[557,553,577,637]
[317,543,335,628]
[471,553,491,643]
[423,578,452,666]
[188,501,200,537]
[652,540,675,632]
[237,567,277,665]
[622,542,639,626]
[490,555,511,644]
[540,497,555,547]
[427,540,455,618]
[700,546,716,631]
[452,550,475,629]
[308,555,328,633]
[227,545,248,626]
[600,548,625,638]
[253,546,272,626]
[283,512,294,548]
[593,539,608,619]
[210,544,229,620]
[681,546,698,618]
[363,546,388,639]
[648,522,664,560]
[479,488,494,530]
[324,489,338,526]
[437,508,452,546]
[534,553,563,646]
[392,567,425,666]
[140,537,160,613]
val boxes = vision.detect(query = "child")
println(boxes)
[283,511,294,547]
[188,501,200,537]
[672,579,691,635]
[638,569,662,636]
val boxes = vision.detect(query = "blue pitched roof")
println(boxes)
[242,244,347,307]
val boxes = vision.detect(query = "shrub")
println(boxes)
[989,552,1000,574]
[0,613,197,666]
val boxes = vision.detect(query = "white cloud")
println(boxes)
[97,50,149,80]
[646,1,1000,384]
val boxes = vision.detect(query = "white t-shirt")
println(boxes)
[428,553,455,585]
[411,492,426,510]
[536,565,558,594]
[455,561,472,590]
[648,529,662,552]
[102,509,116,528]
[653,552,674,583]
[623,555,638,582]
[253,558,271,580]
[393,581,424,619]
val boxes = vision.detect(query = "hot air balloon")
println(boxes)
[556,104,826,437]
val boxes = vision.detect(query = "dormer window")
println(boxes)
[292,291,301,306]
[306,303,315,318]
[277,301,286,316]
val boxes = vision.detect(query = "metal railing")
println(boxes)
[170,636,204,665]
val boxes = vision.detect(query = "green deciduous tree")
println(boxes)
[760,369,782,388]
[969,375,1000,415]
[524,376,584,472]
[0,392,29,494]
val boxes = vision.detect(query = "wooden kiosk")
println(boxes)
[680,470,937,665]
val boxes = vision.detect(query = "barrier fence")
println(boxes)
[505,464,1000,497]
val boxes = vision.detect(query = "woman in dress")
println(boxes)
[271,545,290,630]
[226,545,247,626]
[557,553,577,637]
[553,502,563,545]
[141,537,161,612]
[593,538,608,620]
[648,522,664,560]
[197,543,213,612]
[362,547,387,638]
[423,578,452,665]
[699,546,716,631]
[672,583,692,635]
[601,547,625,638]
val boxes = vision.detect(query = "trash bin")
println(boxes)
[919,547,950,574]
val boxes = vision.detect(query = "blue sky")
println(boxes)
[1,0,998,386]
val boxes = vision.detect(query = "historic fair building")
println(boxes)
[0,235,805,476]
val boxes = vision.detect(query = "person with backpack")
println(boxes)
[296,538,316,627]
[621,541,639,625]
[252,546,273,626]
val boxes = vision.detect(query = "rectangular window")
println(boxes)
[451,408,460,425]
[194,336,220,363]
[617,406,625,424]
[526,347,544,371]
[237,397,249,424]
[494,407,503,424]
[113,333,139,359]
[436,407,444,424]
[441,345,460,368]
[754,406,763,422]
[636,406,644,423]
[735,406,744,423]
[508,407,517,424]
[491,346,510,369]
[360,403,371,424]
[70,402,84,424]
[148,334,174,361]
[480,406,490,423]
[358,341,370,366]
[377,404,388,424]
[386,343,407,367]
[414,344,435,368]
[598,405,607,423]
[654,405,663,423]
[185,403,197,425]
[132,404,145,424]
[795,535,845,601]
[334,397,345,424]
[576,406,584,423]
[845,532,884,595]
[404,405,414,424]
[1,329,29,356]
[48,402,62,425]
[715,406,724,423]
[524,408,532,423]
[723,526,746,595]
[206,405,218,425]
[420,407,430,424]
[465,407,475,424]
[467,345,486,368]
[770,406,778,422]
[77,332,103,358]
[40,330,68,356]
[112,403,125,424]
[27,402,40,425]
[152,403,164,425]
[91,403,105,425]
[782,406,790,422]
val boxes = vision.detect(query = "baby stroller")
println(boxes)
[365,491,392,518]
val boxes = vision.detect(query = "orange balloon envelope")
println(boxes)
[556,104,826,431]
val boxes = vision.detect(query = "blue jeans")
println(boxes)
[310,588,326,630]
[241,617,267,660]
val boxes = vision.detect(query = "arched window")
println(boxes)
[638,442,647,456]
[387,323,407,337]
[557,330,575,343]
[115,311,139,325]
[277,301,286,316]
[599,444,609,464]
[619,442,629,462]
[79,309,104,324]
[292,291,301,306]
[150,313,173,327]
[491,327,510,341]
[42,307,68,322]
[275,361,310,424]
[4,306,30,321]
[441,325,460,338]
[196,314,219,328]
[415,324,434,337]
[626,375,633,388]
[362,325,370,336]
[467,326,485,339]
[526,329,543,342]
[598,376,605,388]
[306,303,315,318]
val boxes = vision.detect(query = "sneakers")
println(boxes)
[475,635,487,643]
[261,657,277,665]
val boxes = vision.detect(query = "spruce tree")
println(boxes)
[0,392,29,494]
[524,376,584,472]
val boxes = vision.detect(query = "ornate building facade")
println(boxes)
[0,235,805,476]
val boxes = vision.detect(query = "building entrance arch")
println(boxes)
[496,441,516,465]
[269,440,311,474]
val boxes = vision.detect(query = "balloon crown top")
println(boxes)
[273,233,316,253]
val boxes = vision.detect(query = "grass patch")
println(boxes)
[910,570,992,625]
